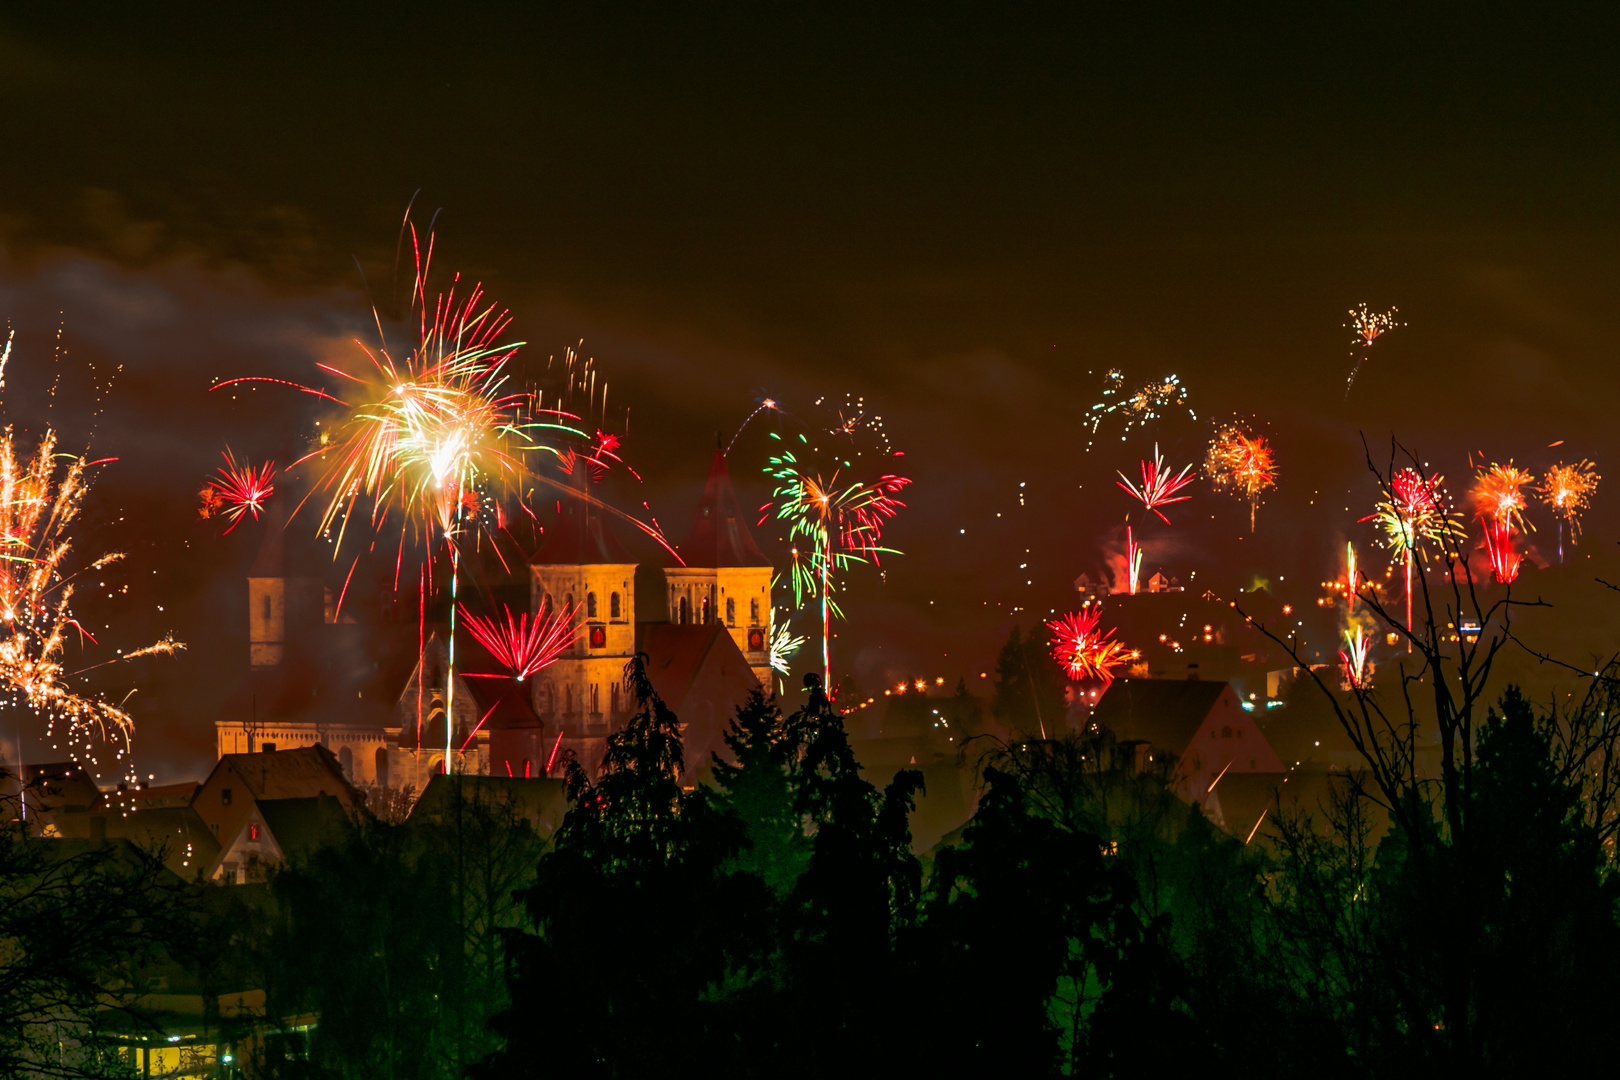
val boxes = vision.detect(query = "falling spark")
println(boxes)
[1116,443,1195,524]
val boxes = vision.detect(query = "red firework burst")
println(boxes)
[199,449,276,534]
[1116,443,1195,524]
[460,602,582,680]
[1047,607,1133,683]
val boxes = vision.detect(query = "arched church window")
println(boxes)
[339,746,352,777]
[587,592,598,618]
[750,598,760,625]
[610,592,621,619]
[542,592,553,617]
[590,683,600,714]
[679,596,690,625]
[726,597,735,625]
[375,747,389,788]
[701,596,710,624]
[262,594,272,622]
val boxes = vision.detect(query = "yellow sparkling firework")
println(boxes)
[0,426,182,769]
[1537,460,1599,544]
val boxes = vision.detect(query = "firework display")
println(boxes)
[198,449,276,535]
[1472,463,1535,584]
[1047,606,1133,683]
[1537,459,1599,562]
[1086,370,1195,449]
[1116,444,1195,524]
[762,430,910,683]
[0,425,181,773]
[1205,421,1277,533]
[1344,303,1403,396]
[461,602,581,681]
[1125,526,1144,595]
[1361,467,1460,641]
[1339,626,1370,687]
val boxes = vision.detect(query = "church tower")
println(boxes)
[663,448,774,687]
[529,467,639,746]
[245,501,323,670]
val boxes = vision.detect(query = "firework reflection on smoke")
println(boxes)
[198,449,276,535]
[460,602,581,681]
[1086,370,1195,450]
[1344,304,1403,397]
[1537,459,1599,562]
[1047,605,1133,684]
[1205,421,1277,533]
[1472,463,1535,584]
[1116,443,1195,524]
[0,426,181,772]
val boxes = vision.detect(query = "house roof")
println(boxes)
[256,796,351,861]
[638,622,736,707]
[532,466,636,566]
[212,745,357,804]
[1090,678,1231,751]
[672,448,771,569]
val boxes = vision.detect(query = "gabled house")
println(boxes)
[193,747,358,881]
[1090,678,1284,821]
[210,795,350,884]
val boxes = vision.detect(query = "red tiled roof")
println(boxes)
[638,622,729,708]
[672,449,771,569]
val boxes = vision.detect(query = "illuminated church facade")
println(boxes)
[215,449,772,786]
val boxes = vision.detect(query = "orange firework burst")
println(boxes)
[1205,421,1277,533]
[1047,606,1133,683]
[1537,459,1599,559]
[198,449,276,535]
[1472,462,1535,583]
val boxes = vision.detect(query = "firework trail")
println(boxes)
[198,449,276,535]
[1116,443,1195,524]
[1360,467,1460,645]
[1047,605,1133,684]
[1537,459,1599,562]
[1339,626,1371,688]
[761,426,910,685]
[724,395,780,457]
[1086,370,1196,450]
[1343,303,1403,397]
[460,602,581,681]
[1205,421,1277,533]
[1125,526,1144,595]
[0,426,181,778]
[1471,462,1535,584]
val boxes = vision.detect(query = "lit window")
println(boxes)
[248,823,260,841]
[221,788,232,806]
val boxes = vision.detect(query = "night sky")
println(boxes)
[3,4,1620,779]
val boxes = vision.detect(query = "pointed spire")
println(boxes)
[676,448,771,568]
[532,463,636,565]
